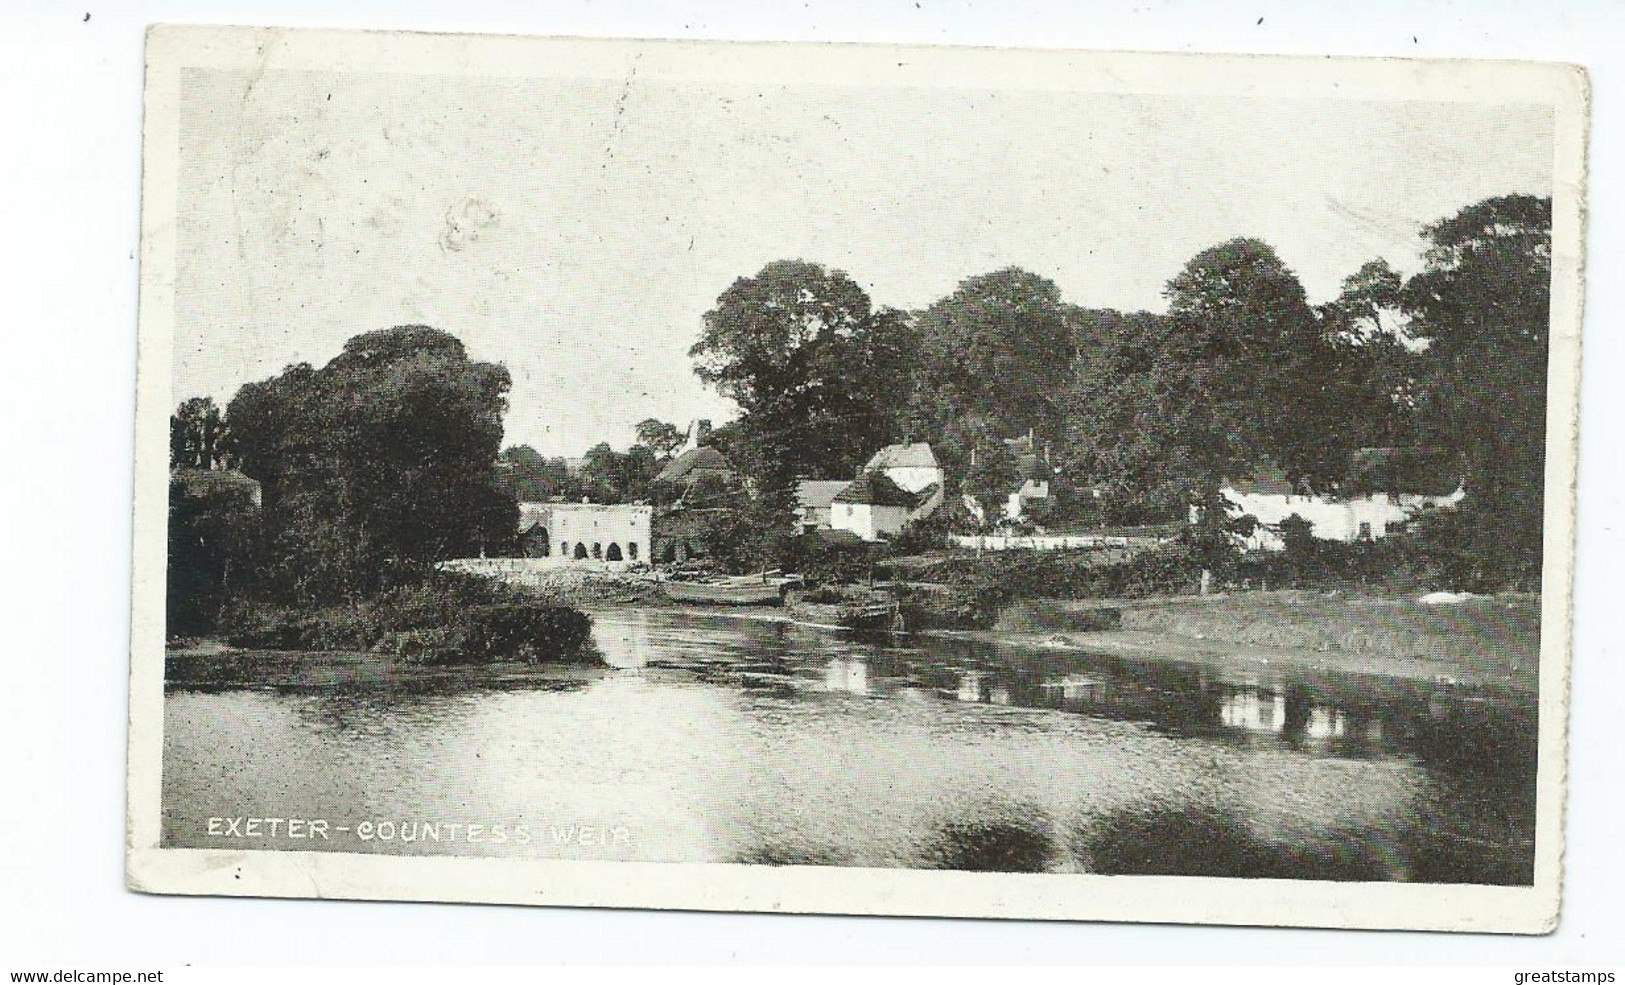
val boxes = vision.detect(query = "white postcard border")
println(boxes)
[126,24,1589,934]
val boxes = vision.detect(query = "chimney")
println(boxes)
[695,419,713,446]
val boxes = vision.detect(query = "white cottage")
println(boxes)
[830,471,920,542]
[1218,449,1464,551]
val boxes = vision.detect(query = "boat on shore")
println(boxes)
[786,592,904,633]
[660,574,798,606]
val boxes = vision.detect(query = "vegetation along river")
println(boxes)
[162,607,1536,883]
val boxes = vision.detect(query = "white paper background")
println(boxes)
[1,0,1620,966]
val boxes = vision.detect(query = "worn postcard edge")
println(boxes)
[125,23,1590,933]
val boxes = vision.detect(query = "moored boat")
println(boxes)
[661,576,794,605]
[786,594,903,633]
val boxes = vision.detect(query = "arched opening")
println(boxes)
[573,542,588,560]
[528,528,550,558]
[660,542,677,564]
[627,542,639,561]
[591,542,602,559]
[606,543,623,562]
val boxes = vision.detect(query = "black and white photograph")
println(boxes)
[124,25,1585,932]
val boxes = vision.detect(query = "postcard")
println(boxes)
[128,24,1586,932]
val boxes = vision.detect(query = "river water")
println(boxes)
[162,607,1536,883]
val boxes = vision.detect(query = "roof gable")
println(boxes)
[517,501,550,532]
[796,480,851,511]
[834,470,918,507]
[863,442,939,471]
[655,445,731,483]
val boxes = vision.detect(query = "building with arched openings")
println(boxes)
[518,502,652,564]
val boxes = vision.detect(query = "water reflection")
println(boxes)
[1085,802,1408,882]
[822,656,868,695]
[1306,706,1349,740]
[933,655,1389,758]
[1220,688,1287,733]
[163,607,1536,884]
[928,817,1055,873]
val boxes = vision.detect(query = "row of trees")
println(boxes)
[169,192,1551,614]
[498,418,693,506]
[685,194,1553,588]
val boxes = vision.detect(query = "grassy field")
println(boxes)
[982,590,1541,691]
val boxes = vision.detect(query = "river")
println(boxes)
[162,607,1536,883]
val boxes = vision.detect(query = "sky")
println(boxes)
[171,66,1555,456]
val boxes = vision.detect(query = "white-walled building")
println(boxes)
[862,442,945,522]
[1217,449,1465,551]
[519,502,652,562]
[1002,433,1057,521]
[830,471,919,541]
[1005,476,1051,521]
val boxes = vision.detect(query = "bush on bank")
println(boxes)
[215,571,597,664]
[459,603,594,663]
[893,541,1206,608]
[894,584,1002,630]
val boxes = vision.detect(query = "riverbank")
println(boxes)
[936,590,1540,692]
[164,639,611,690]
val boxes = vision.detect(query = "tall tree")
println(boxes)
[1162,238,1346,493]
[1317,259,1424,450]
[958,431,1023,526]
[575,442,627,504]
[633,419,687,460]
[170,396,232,470]
[907,268,1079,459]
[167,470,261,635]
[227,326,517,600]
[1403,194,1552,588]
[1063,240,1345,578]
[691,259,915,505]
[499,444,564,501]
[1063,309,1187,523]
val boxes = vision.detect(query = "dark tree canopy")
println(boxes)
[679,196,1551,590]
[1062,309,1186,522]
[226,325,516,600]
[1315,259,1423,451]
[907,267,1078,452]
[691,259,916,499]
[170,396,232,470]
[566,441,659,504]
[1402,194,1552,587]
[499,444,568,502]
[166,469,261,635]
[1161,237,1346,491]
[1059,240,1352,550]
[634,419,687,460]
